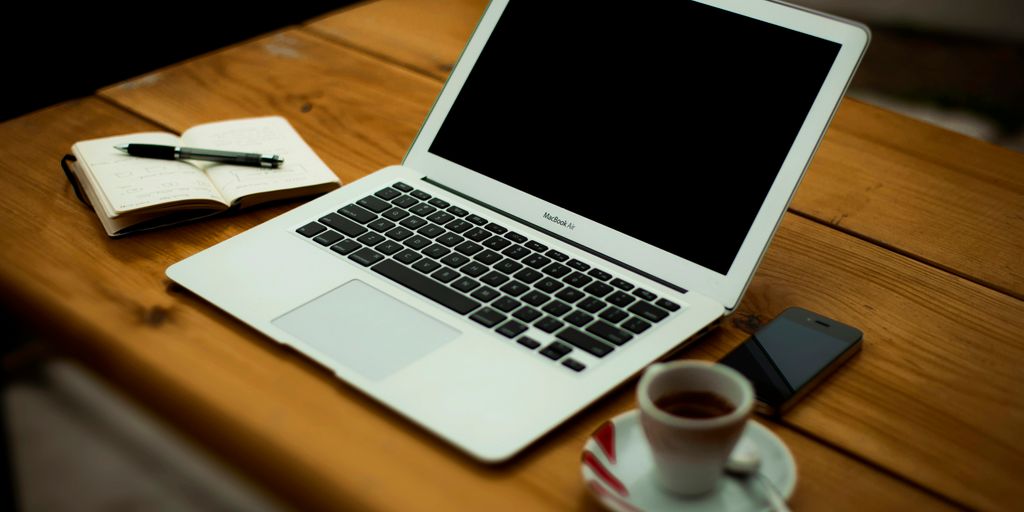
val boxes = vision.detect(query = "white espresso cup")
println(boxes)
[637,360,755,496]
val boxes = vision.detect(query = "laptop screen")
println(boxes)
[429,1,841,276]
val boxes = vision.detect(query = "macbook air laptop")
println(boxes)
[167,0,869,462]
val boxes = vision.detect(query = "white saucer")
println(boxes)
[581,409,797,512]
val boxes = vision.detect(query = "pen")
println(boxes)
[114,144,284,168]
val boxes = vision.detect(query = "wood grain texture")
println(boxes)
[304,0,1024,300]
[0,102,956,510]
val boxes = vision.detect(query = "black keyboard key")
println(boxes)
[656,298,681,312]
[521,290,550,307]
[428,197,450,209]
[412,258,441,274]
[483,236,511,250]
[470,307,505,328]
[431,267,459,283]
[540,342,572,360]
[494,259,523,275]
[485,222,507,234]
[542,262,572,278]
[440,253,470,268]
[386,226,414,241]
[562,359,586,372]
[504,231,527,244]
[497,320,528,339]
[535,316,565,333]
[622,316,652,334]
[565,310,594,327]
[542,300,572,317]
[313,230,344,246]
[567,259,590,271]
[368,218,396,233]
[392,182,413,192]
[481,271,509,287]
[445,219,472,233]
[610,278,635,291]
[410,189,432,200]
[587,321,634,346]
[394,249,422,264]
[392,195,419,208]
[492,296,521,313]
[427,211,455,225]
[320,213,368,237]
[525,241,548,252]
[375,240,403,255]
[330,239,360,255]
[464,227,491,242]
[451,277,480,293]
[513,268,542,284]
[578,297,606,314]
[358,195,391,213]
[599,307,629,324]
[556,327,614,358]
[471,286,500,302]
[373,260,480,315]
[607,291,636,307]
[517,336,541,349]
[375,187,401,200]
[633,288,657,302]
[546,249,569,262]
[564,272,593,288]
[349,247,384,266]
[297,221,327,237]
[400,216,428,229]
[513,306,542,323]
[357,232,385,246]
[555,287,584,304]
[501,245,530,260]
[522,253,552,270]
[460,261,489,277]
[454,240,483,255]
[499,281,529,297]
[466,214,488,226]
[447,205,468,217]
[628,301,670,323]
[410,203,437,217]
[382,207,410,221]
[417,223,446,238]
[403,235,432,250]
[339,204,377,224]
[535,277,564,293]
[422,244,451,259]
[588,268,613,281]
[583,282,614,298]
[474,249,503,265]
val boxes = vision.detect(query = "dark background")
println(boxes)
[2,2,356,122]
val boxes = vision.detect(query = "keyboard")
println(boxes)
[294,181,685,373]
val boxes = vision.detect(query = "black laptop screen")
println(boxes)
[428,1,841,275]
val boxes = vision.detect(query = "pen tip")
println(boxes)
[114,144,128,152]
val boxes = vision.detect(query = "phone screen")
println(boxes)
[720,310,861,410]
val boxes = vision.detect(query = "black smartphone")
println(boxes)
[719,307,862,415]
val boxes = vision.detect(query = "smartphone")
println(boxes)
[719,307,862,415]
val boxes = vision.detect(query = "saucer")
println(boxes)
[581,409,797,512]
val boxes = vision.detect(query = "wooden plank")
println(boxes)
[303,0,1024,299]
[94,24,1024,509]
[305,0,488,80]
[0,100,954,511]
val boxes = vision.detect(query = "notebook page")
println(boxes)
[182,117,339,204]
[73,132,226,215]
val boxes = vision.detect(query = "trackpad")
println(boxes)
[272,280,460,381]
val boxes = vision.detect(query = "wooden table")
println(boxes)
[2,1,1021,510]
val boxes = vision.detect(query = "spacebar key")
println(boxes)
[373,259,480,315]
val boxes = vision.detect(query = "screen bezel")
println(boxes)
[404,0,870,310]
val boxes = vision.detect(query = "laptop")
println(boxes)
[167,0,869,463]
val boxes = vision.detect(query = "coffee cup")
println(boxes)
[636,360,755,495]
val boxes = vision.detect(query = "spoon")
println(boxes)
[725,438,791,512]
